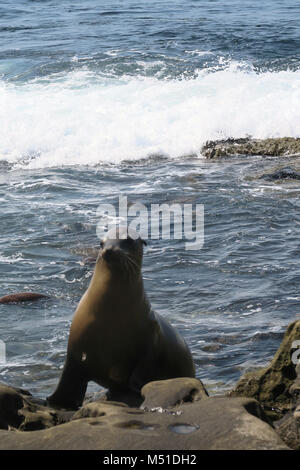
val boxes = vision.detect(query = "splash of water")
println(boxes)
[1,62,300,169]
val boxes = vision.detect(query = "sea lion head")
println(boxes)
[98,226,147,277]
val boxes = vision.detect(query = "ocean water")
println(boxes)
[0,0,300,397]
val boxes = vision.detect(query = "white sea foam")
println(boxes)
[0,63,300,169]
[0,253,25,263]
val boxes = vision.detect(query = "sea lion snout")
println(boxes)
[97,228,146,278]
[100,228,145,262]
[102,247,121,262]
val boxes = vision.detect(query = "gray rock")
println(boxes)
[201,137,300,159]
[0,396,288,450]
[0,384,25,430]
[229,320,300,420]
[274,360,300,449]
[289,361,300,400]
[0,383,73,431]
[274,410,300,450]
[141,377,209,410]
[72,401,129,420]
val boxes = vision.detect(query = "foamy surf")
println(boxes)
[1,62,300,169]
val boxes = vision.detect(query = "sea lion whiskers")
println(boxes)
[122,252,140,275]
[118,251,133,278]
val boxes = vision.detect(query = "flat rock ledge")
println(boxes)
[201,137,300,159]
[0,377,288,450]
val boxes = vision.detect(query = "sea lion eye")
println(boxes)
[100,241,104,249]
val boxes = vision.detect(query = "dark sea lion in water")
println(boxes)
[48,227,195,409]
[0,293,48,304]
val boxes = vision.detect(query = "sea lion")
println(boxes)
[48,227,195,409]
[0,293,48,304]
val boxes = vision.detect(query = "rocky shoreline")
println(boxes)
[1,136,300,450]
[0,319,299,450]
[201,137,300,159]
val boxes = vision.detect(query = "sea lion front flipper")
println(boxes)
[47,356,88,410]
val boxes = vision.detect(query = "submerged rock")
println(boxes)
[0,292,48,304]
[229,320,300,420]
[260,167,300,181]
[201,137,300,159]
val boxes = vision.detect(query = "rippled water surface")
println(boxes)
[1,156,300,396]
[0,0,300,397]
